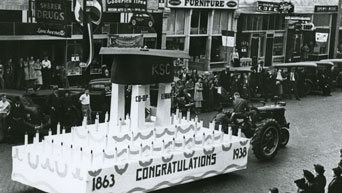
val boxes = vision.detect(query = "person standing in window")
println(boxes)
[301,43,310,61]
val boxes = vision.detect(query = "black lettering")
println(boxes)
[206,155,211,166]
[177,160,183,172]
[149,166,155,178]
[165,63,170,75]
[161,164,167,175]
[183,160,188,171]
[188,158,193,169]
[142,167,148,179]
[201,156,206,167]
[193,157,198,168]
[215,1,219,6]
[172,161,177,172]
[136,168,142,181]
[152,64,159,76]
[167,163,172,174]
[156,165,161,176]
[211,153,216,165]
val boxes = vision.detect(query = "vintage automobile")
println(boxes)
[320,58,342,87]
[214,99,290,161]
[130,12,154,28]
[273,61,333,95]
[0,90,51,138]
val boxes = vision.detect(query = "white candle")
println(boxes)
[151,142,154,155]
[172,138,176,150]
[219,124,222,133]
[70,145,73,163]
[119,118,122,132]
[220,131,224,143]
[71,127,75,142]
[62,128,66,135]
[80,147,83,162]
[176,108,179,118]
[200,120,203,128]
[238,128,242,138]
[24,133,28,147]
[212,131,215,144]
[192,134,196,147]
[162,140,165,153]
[51,139,54,155]
[170,114,174,125]
[95,115,99,132]
[90,150,94,166]
[42,139,46,153]
[105,135,108,149]
[213,120,216,127]
[140,144,143,157]
[57,123,61,135]
[87,131,90,147]
[48,129,52,136]
[153,128,157,140]
[174,127,178,139]
[183,136,186,149]
[105,112,109,122]
[131,131,134,145]
[187,110,190,121]
[102,149,105,164]
[33,137,36,145]
[60,142,64,159]
[127,146,130,159]
[228,126,232,141]
[127,118,131,130]
[202,133,205,146]
[115,147,118,162]
[35,131,39,143]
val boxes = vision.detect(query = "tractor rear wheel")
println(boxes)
[252,119,280,161]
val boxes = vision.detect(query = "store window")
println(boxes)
[273,33,284,56]
[211,36,225,62]
[313,14,330,27]
[212,10,233,34]
[167,9,186,35]
[166,37,185,50]
[240,14,285,31]
[189,37,206,62]
[190,9,208,34]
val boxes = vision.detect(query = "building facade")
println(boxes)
[161,0,239,71]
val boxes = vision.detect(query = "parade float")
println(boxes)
[11,47,251,193]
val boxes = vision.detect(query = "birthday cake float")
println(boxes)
[12,48,250,193]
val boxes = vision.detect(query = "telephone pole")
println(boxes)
[333,0,342,58]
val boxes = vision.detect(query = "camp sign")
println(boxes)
[167,0,238,9]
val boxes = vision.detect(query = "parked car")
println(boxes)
[130,13,154,28]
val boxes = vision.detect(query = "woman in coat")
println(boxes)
[23,57,30,88]
[28,56,37,88]
[194,78,203,113]
[328,167,342,193]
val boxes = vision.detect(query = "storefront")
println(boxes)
[163,0,238,71]
[238,0,338,66]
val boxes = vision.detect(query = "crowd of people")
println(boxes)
[269,150,342,193]
[0,56,69,90]
[171,64,334,115]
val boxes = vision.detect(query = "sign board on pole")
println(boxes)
[222,30,235,47]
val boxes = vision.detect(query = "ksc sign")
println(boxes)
[111,55,174,85]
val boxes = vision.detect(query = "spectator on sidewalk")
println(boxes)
[34,58,43,90]
[219,66,231,92]
[16,58,25,90]
[4,65,14,89]
[80,88,92,124]
[42,56,51,89]
[328,167,342,193]
[295,178,307,193]
[194,78,203,113]
[23,57,30,88]
[269,187,279,193]
[61,91,74,131]
[314,164,326,193]
[28,56,37,88]
[0,95,11,142]
[288,68,300,100]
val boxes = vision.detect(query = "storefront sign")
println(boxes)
[315,5,338,13]
[106,0,147,12]
[111,55,174,84]
[316,32,329,43]
[257,1,294,13]
[285,16,311,21]
[109,35,144,48]
[167,0,238,9]
[35,0,70,24]
[36,25,71,37]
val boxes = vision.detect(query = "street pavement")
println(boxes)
[1,92,342,193]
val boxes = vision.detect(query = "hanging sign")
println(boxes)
[109,35,144,48]
[36,24,71,37]
[167,0,238,9]
[35,0,71,24]
[315,5,338,13]
[222,30,235,47]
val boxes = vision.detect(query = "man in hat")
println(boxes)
[328,167,342,193]
[46,86,62,134]
[314,164,326,193]
[295,178,307,193]
[269,187,279,193]
[9,96,25,143]
[303,169,316,193]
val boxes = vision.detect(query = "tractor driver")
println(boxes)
[231,92,250,123]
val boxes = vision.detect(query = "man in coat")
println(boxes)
[9,97,25,143]
[219,66,231,92]
[328,167,342,193]
[46,86,62,134]
[303,169,316,193]
[288,68,300,100]
[314,164,326,193]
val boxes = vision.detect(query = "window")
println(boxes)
[273,33,284,56]
[167,9,186,35]
[211,36,225,62]
[213,10,233,34]
[166,37,185,50]
[313,14,330,27]
[191,9,209,34]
